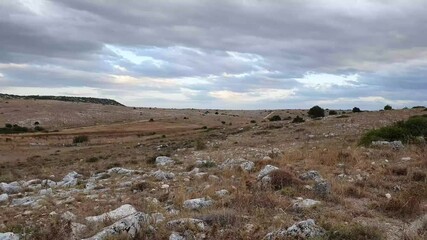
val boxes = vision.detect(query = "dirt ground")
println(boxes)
[0,99,425,239]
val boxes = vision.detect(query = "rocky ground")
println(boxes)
[0,102,426,239]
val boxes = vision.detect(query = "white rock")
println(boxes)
[183,198,213,210]
[41,179,57,188]
[85,204,138,225]
[71,222,87,239]
[58,171,81,187]
[401,157,412,161]
[82,212,150,240]
[240,161,255,172]
[215,189,229,197]
[264,219,325,239]
[0,193,9,204]
[385,193,392,199]
[39,188,52,195]
[257,165,279,179]
[155,156,175,166]
[11,196,40,207]
[0,232,20,240]
[106,167,136,175]
[169,232,185,240]
[152,170,175,181]
[0,182,22,194]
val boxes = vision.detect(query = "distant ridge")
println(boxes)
[0,93,125,106]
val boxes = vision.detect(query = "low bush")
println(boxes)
[329,110,338,115]
[292,115,305,123]
[324,224,383,240]
[195,139,207,150]
[384,104,393,110]
[269,169,302,190]
[269,115,281,121]
[73,135,89,144]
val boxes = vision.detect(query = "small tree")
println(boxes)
[308,105,325,118]
[352,107,361,113]
[73,135,89,144]
[384,105,392,110]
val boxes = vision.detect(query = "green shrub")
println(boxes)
[324,224,383,240]
[5,123,12,129]
[359,115,427,146]
[34,126,45,132]
[250,120,256,123]
[308,105,325,118]
[73,135,89,144]
[384,104,393,110]
[352,107,361,113]
[292,116,305,123]
[269,115,281,121]
[195,139,207,150]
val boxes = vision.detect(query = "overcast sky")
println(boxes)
[1,0,426,109]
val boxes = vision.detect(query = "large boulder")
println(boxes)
[152,170,175,181]
[82,212,150,240]
[0,193,9,204]
[58,171,82,187]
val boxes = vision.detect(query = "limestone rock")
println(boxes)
[85,204,138,225]
[0,232,20,240]
[258,165,279,179]
[155,156,175,166]
[183,198,213,210]
[264,219,325,239]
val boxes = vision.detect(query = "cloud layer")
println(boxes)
[1,0,426,109]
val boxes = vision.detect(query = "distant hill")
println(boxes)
[0,93,125,106]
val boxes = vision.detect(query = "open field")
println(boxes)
[0,99,426,239]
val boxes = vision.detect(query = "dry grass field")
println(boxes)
[0,99,426,240]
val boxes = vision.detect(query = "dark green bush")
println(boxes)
[308,105,325,118]
[292,116,305,123]
[269,115,281,121]
[73,135,89,144]
[329,110,338,115]
[352,107,361,113]
[384,104,392,110]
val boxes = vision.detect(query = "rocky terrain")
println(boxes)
[0,100,426,239]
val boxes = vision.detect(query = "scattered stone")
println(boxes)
[372,140,404,150]
[155,156,175,166]
[208,175,220,182]
[39,188,53,195]
[152,170,175,181]
[0,182,22,194]
[167,218,207,232]
[401,157,412,161]
[85,204,138,225]
[313,180,331,197]
[58,171,82,187]
[151,213,165,224]
[264,219,325,239]
[183,198,213,210]
[11,196,40,207]
[385,193,392,199]
[0,232,20,240]
[82,212,150,240]
[71,222,87,239]
[257,165,279,179]
[41,179,57,188]
[299,170,323,182]
[219,158,254,172]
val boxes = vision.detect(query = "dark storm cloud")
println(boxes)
[1,0,427,109]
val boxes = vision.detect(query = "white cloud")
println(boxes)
[209,88,296,102]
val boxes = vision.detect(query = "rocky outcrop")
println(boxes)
[264,219,325,239]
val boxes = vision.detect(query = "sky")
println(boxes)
[1,0,426,110]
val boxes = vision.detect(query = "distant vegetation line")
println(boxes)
[0,93,124,106]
